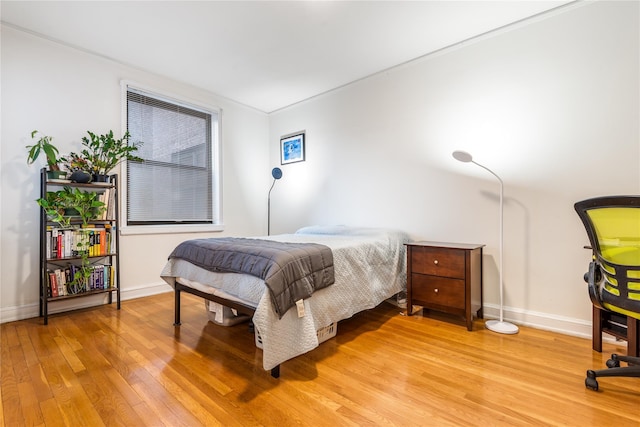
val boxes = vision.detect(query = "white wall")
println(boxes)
[268,1,639,337]
[1,1,638,339]
[0,26,269,321]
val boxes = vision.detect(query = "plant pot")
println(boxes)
[92,174,110,183]
[46,170,67,180]
[69,170,92,183]
[63,208,80,216]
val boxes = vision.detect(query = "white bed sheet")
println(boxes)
[160,226,409,370]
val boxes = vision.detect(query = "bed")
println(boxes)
[160,225,409,377]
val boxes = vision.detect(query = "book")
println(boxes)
[54,269,64,296]
[109,225,116,254]
[100,188,112,220]
[67,264,76,292]
[56,232,62,259]
[47,270,58,297]
[63,266,70,296]
[100,228,106,255]
[51,229,59,258]
[103,265,108,289]
[48,270,58,297]
[46,229,52,258]
[92,228,106,255]
[97,265,104,289]
[109,265,115,288]
[64,229,72,258]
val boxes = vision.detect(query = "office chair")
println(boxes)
[575,196,640,391]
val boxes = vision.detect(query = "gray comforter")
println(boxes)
[168,237,335,318]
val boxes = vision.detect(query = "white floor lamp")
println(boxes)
[452,150,519,335]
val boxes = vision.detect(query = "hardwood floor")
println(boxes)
[2,292,640,426]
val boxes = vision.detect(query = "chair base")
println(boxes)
[585,354,640,391]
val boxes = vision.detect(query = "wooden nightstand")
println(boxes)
[406,241,484,331]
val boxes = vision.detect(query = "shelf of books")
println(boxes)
[46,225,116,259]
[46,264,116,298]
[39,169,121,324]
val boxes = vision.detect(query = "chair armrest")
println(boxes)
[585,261,606,310]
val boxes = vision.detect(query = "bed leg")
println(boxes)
[271,365,280,379]
[174,288,181,326]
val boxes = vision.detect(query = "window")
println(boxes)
[124,85,220,229]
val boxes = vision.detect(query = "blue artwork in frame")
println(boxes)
[280,132,305,165]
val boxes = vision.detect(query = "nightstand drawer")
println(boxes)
[410,246,465,279]
[411,274,465,310]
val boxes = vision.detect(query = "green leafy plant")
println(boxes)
[37,187,105,227]
[63,228,93,294]
[79,130,142,176]
[26,130,61,171]
[37,191,72,227]
[60,151,91,172]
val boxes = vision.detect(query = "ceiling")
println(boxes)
[1,1,573,113]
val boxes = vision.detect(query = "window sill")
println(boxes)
[120,224,224,236]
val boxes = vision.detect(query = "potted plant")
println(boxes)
[79,130,142,182]
[37,186,105,227]
[60,152,92,183]
[26,130,67,179]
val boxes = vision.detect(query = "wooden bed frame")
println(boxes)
[172,280,281,378]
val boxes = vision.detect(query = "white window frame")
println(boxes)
[120,80,223,235]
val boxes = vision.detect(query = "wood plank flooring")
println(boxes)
[2,292,640,426]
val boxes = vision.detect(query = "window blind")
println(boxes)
[126,88,219,225]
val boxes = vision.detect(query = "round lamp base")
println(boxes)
[486,319,519,335]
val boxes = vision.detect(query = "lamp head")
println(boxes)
[452,150,473,163]
[271,167,283,180]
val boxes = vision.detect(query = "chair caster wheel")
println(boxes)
[606,354,620,368]
[585,370,599,391]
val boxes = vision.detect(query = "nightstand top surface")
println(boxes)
[406,241,485,250]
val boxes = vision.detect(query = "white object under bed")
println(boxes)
[160,225,409,371]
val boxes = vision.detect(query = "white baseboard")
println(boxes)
[481,303,622,344]
[0,281,173,324]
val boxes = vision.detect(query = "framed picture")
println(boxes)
[280,132,305,165]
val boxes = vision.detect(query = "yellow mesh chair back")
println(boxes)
[575,196,640,320]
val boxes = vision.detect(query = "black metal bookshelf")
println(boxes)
[39,168,121,324]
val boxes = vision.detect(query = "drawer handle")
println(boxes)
[434,288,439,293]
[434,259,439,265]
